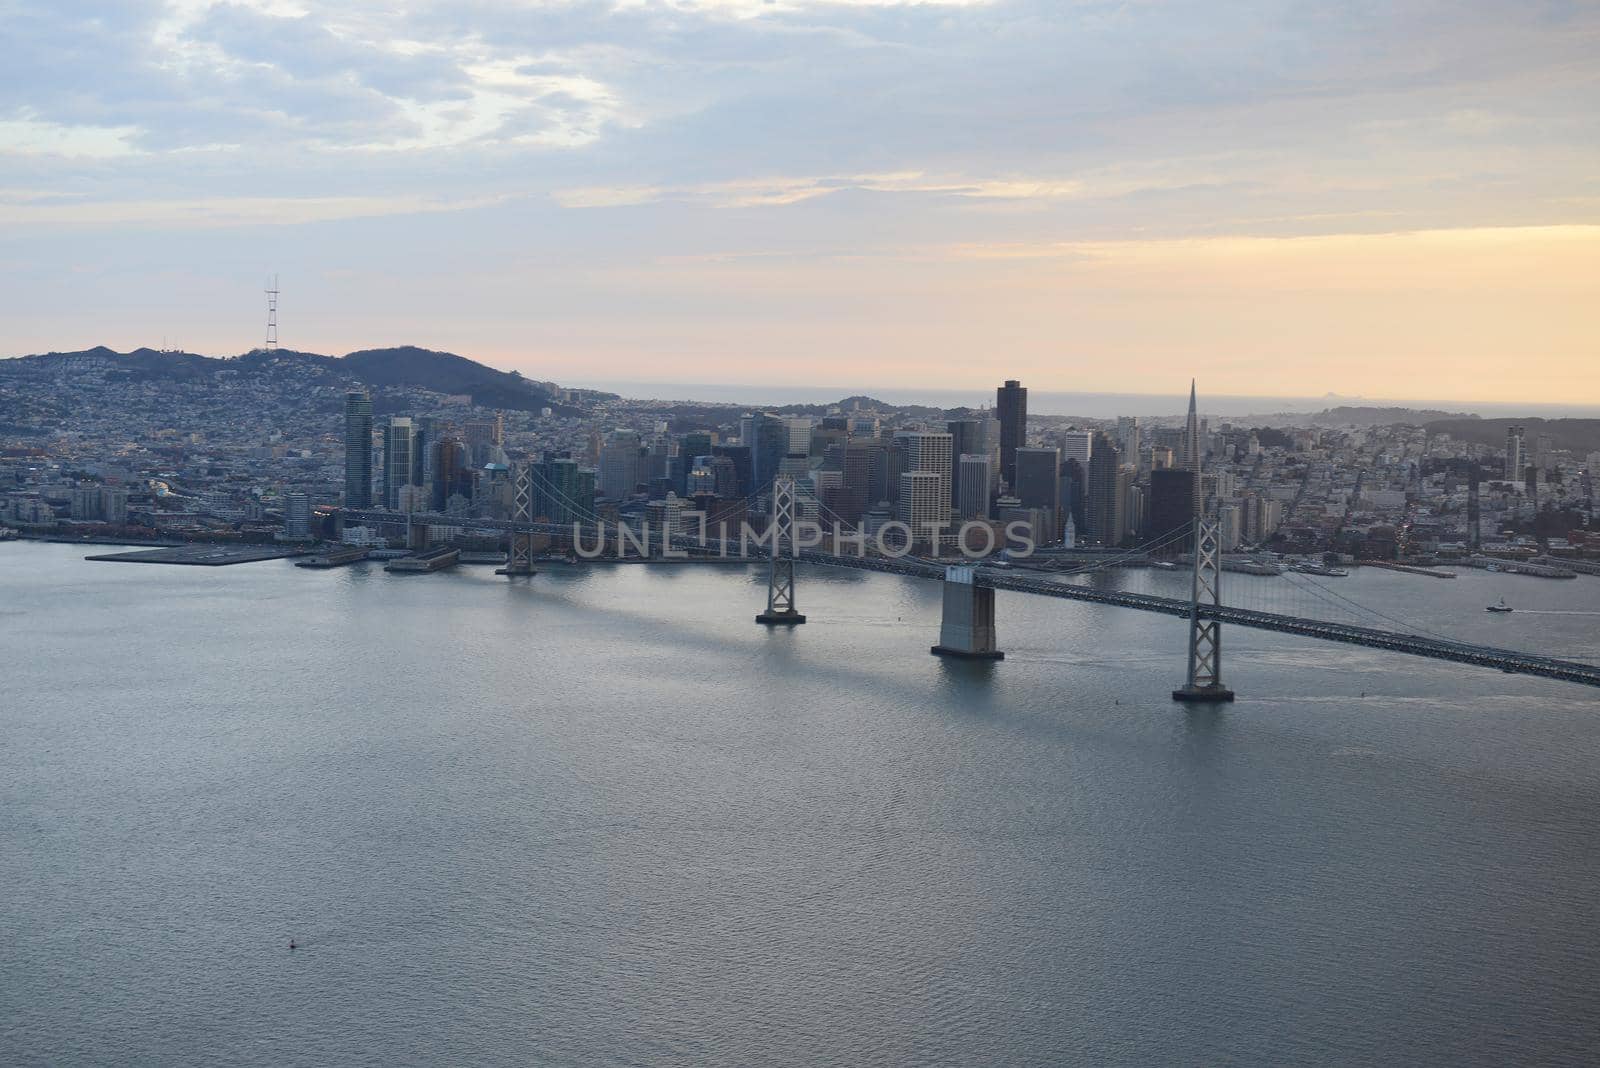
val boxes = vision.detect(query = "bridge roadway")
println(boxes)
[340,510,1600,689]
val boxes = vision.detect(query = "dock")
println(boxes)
[86,545,304,566]
[295,547,370,568]
[1534,555,1600,577]
[1464,555,1577,579]
[384,546,460,573]
[1361,561,1455,579]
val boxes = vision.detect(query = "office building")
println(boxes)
[411,416,437,487]
[1180,379,1202,481]
[1505,425,1526,481]
[743,413,789,493]
[786,418,813,457]
[948,418,999,513]
[873,441,905,506]
[598,430,644,500]
[712,444,752,499]
[283,492,311,538]
[102,486,128,524]
[1086,432,1123,545]
[1061,458,1087,534]
[532,454,596,526]
[896,431,953,520]
[1116,416,1141,466]
[898,471,947,537]
[1147,469,1194,552]
[467,415,504,464]
[343,391,373,508]
[382,417,414,510]
[686,462,717,497]
[677,432,713,495]
[1061,430,1093,467]
[997,379,1027,489]
[1013,446,1061,541]
[956,454,992,520]
[430,439,471,513]
[837,442,880,523]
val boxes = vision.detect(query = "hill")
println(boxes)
[1424,417,1600,454]
[1,345,573,415]
[1307,405,1470,426]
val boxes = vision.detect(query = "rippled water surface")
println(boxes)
[3,543,1599,1066]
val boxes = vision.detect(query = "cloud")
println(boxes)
[1,0,1598,401]
[553,171,1096,208]
[0,190,514,228]
[0,119,143,159]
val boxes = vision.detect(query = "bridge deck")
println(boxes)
[338,510,1600,690]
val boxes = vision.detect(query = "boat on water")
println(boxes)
[1152,560,1178,571]
[1485,563,1502,572]
[1486,598,1513,614]
[1290,561,1349,577]
[1226,559,1283,576]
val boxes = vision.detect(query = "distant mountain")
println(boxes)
[1425,416,1600,454]
[641,394,958,426]
[1,345,575,415]
[767,396,949,419]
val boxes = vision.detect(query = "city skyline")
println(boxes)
[4,1,1599,405]
[9,6,1600,1062]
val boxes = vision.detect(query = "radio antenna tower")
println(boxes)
[265,275,279,351]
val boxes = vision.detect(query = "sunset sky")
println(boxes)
[4,1,1598,404]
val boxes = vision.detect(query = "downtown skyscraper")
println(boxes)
[382,416,414,510]
[1182,379,1203,518]
[895,430,954,533]
[1505,425,1526,481]
[996,379,1027,490]
[344,391,374,508]
[1086,431,1124,546]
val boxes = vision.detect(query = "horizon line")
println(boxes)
[5,343,1596,414]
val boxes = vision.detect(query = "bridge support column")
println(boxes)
[931,565,1003,660]
[406,516,428,551]
[498,464,538,576]
[1173,516,1234,702]
[757,476,805,625]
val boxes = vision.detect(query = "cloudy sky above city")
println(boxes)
[3,0,1597,403]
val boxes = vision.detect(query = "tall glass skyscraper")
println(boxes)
[343,391,373,508]
[744,413,789,494]
[532,454,597,525]
[996,379,1027,490]
[431,439,470,512]
[382,417,413,510]
[1086,432,1123,546]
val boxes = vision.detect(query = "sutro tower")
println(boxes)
[265,275,279,351]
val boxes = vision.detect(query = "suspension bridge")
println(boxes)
[339,465,1600,696]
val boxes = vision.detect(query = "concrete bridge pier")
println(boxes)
[406,517,428,551]
[930,565,1003,660]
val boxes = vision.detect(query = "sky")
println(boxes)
[2,0,1598,405]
